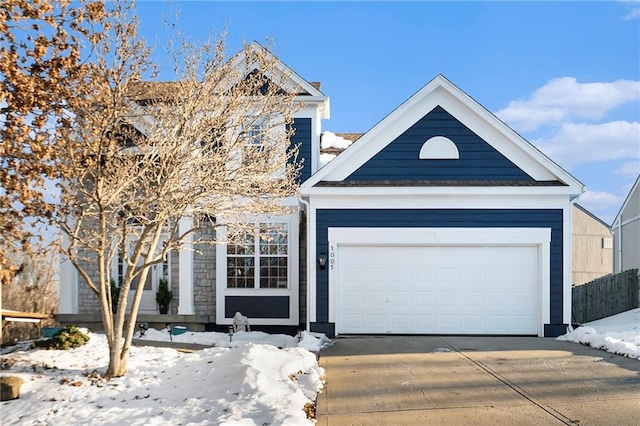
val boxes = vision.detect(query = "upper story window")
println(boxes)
[226,222,288,289]
[241,117,266,162]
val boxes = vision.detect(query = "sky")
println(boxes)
[134,0,640,225]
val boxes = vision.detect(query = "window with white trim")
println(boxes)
[226,222,289,289]
[241,117,265,163]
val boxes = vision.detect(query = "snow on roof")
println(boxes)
[321,131,354,150]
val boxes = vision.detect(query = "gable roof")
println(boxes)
[612,174,640,226]
[233,42,327,97]
[574,203,611,228]
[126,42,329,118]
[302,75,583,195]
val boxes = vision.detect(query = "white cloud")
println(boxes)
[578,190,622,224]
[496,78,640,132]
[623,7,640,20]
[531,121,640,168]
[576,190,622,213]
[615,160,640,177]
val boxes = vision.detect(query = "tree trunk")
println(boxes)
[106,339,128,378]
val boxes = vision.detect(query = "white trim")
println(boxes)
[304,185,581,198]
[178,217,195,315]
[301,75,583,195]
[563,205,572,325]
[215,214,300,325]
[58,256,78,314]
[327,227,551,337]
[309,193,570,210]
[308,205,317,324]
[419,136,460,159]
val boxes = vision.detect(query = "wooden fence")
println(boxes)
[572,269,639,324]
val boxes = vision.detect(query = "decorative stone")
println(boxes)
[0,376,24,401]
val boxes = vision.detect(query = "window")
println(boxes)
[242,118,265,163]
[226,223,288,289]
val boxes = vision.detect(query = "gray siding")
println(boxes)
[313,208,565,337]
[346,106,535,182]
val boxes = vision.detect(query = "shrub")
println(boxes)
[34,325,90,350]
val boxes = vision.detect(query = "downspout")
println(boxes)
[298,195,311,333]
[617,216,622,273]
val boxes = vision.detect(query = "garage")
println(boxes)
[327,227,550,336]
[337,245,539,335]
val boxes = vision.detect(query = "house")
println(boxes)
[612,175,640,273]
[571,204,613,285]
[58,45,584,337]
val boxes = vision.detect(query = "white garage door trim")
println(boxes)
[327,227,551,337]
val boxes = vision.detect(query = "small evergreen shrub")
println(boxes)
[34,325,90,350]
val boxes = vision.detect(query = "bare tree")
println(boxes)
[54,5,302,377]
[0,0,107,285]
[1,238,58,343]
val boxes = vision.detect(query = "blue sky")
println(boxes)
[137,1,640,225]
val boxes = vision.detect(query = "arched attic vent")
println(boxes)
[419,136,460,160]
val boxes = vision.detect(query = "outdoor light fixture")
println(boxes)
[318,252,327,269]
[228,326,234,343]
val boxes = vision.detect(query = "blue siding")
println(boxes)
[345,106,534,182]
[287,118,312,183]
[312,209,564,337]
[225,296,290,319]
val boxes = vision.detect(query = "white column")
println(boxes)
[178,216,194,315]
[58,233,78,314]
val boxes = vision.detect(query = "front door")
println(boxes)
[117,235,170,313]
[129,263,161,313]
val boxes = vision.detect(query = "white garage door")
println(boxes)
[337,245,539,335]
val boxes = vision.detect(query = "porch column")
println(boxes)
[178,216,194,314]
[59,233,78,314]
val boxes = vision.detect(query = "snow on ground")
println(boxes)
[557,307,640,359]
[1,329,332,425]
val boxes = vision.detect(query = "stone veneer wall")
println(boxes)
[77,252,101,313]
[193,226,216,316]
[170,249,180,315]
[168,226,216,316]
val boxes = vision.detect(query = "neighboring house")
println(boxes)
[571,204,613,286]
[58,47,585,337]
[612,175,640,273]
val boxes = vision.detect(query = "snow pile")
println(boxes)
[557,308,640,359]
[321,131,353,150]
[0,329,329,425]
[298,331,334,353]
[138,327,299,349]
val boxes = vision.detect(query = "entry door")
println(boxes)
[121,235,169,313]
[129,263,160,312]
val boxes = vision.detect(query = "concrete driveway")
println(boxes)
[316,336,640,425]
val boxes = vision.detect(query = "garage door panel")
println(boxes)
[337,245,538,335]
[390,291,412,306]
[415,292,437,306]
[390,315,412,330]
[366,314,388,330]
[367,292,388,306]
